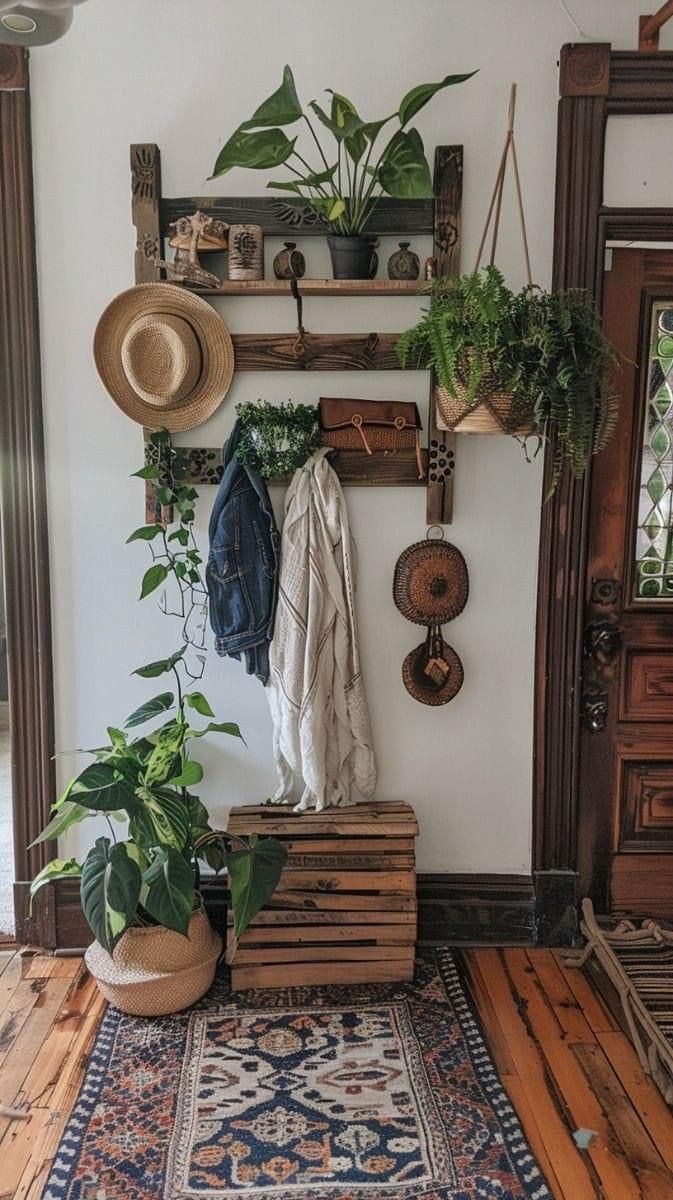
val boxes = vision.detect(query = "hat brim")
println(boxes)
[94,283,235,432]
[402,640,464,706]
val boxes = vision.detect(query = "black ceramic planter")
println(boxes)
[327,235,377,281]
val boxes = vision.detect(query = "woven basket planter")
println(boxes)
[434,359,534,435]
[84,909,222,1017]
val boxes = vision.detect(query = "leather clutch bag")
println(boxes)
[319,398,424,478]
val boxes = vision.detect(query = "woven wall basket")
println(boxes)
[84,910,222,1017]
[435,382,534,435]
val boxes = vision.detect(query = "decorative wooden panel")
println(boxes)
[618,758,673,850]
[611,854,673,917]
[621,649,673,720]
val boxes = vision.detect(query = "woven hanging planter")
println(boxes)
[434,369,534,435]
[435,84,535,438]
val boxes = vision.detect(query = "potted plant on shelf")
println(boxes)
[29,433,286,1016]
[210,65,475,280]
[396,266,619,487]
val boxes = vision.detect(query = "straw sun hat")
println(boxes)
[93,284,234,432]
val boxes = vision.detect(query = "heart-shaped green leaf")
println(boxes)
[126,524,164,544]
[227,835,287,942]
[185,692,215,718]
[29,800,89,847]
[144,723,186,786]
[133,649,184,679]
[131,786,190,851]
[169,759,204,788]
[124,692,175,730]
[139,562,168,600]
[398,71,477,126]
[70,762,137,814]
[142,847,194,935]
[29,858,81,911]
[241,65,302,129]
[378,128,432,198]
[81,838,142,954]
[212,127,297,177]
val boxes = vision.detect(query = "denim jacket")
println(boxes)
[206,421,280,684]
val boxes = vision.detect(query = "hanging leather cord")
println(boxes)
[290,278,307,357]
[473,83,532,286]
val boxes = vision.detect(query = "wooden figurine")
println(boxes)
[158,210,228,288]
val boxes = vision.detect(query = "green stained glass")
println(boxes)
[634,303,673,599]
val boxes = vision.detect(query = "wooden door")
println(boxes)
[579,248,673,917]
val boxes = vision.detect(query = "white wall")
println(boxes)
[29,0,663,875]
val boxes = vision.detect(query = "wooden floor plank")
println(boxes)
[503,948,647,1199]
[596,1029,673,1173]
[552,950,619,1035]
[1,947,672,1200]
[470,949,598,1199]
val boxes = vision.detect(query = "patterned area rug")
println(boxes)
[43,949,550,1200]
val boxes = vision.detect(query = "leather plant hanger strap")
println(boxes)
[473,82,532,287]
[291,277,307,358]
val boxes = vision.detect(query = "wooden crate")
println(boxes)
[226,801,418,990]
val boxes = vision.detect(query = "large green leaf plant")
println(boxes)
[30,433,286,958]
[211,65,476,235]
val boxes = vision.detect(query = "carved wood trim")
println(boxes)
[426,146,461,525]
[534,47,673,894]
[0,48,55,939]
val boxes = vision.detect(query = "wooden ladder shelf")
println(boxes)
[130,142,463,523]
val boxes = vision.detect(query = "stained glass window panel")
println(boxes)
[634,303,673,599]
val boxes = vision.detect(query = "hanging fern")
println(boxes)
[396,266,619,487]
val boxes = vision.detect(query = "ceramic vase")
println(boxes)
[228,224,264,281]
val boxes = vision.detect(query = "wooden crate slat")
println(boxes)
[172,446,427,489]
[278,869,415,893]
[278,853,414,870]
[239,924,416,946]
[281,838,416,854]
[235,945,415,964]
[232,960,415,989]
[160,195,434,237]
[226,801,418,988]
[229,802,412,815]
[240,893,417,915]
[227,907,412,926]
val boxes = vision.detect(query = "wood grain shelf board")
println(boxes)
[179,279,425,297]
[230,331,403,370]
[160,194,434,237]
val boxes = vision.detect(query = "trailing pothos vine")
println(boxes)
[30,431,286,959]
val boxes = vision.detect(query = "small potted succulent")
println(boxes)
[30,434,286,1015]
[396,266,619,486]
[211,65,475,280]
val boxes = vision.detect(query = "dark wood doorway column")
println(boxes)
[534,43,673,942]
[0,46,55,941]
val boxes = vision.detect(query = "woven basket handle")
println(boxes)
[473,83,532,286]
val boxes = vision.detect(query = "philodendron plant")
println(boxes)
[211,65,476,235]
[30,433,286,958]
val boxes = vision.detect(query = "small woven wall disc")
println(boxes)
[402,639,464,706]
[394,538,468,625]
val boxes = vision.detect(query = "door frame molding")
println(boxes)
[534,44,673,939]
[0,46,55,943]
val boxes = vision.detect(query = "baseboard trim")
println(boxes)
[16,872,537,951]
[534,869,579,947]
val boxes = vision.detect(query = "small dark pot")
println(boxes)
[327,235,377,280]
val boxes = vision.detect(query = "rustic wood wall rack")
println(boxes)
[130,143,462,524]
